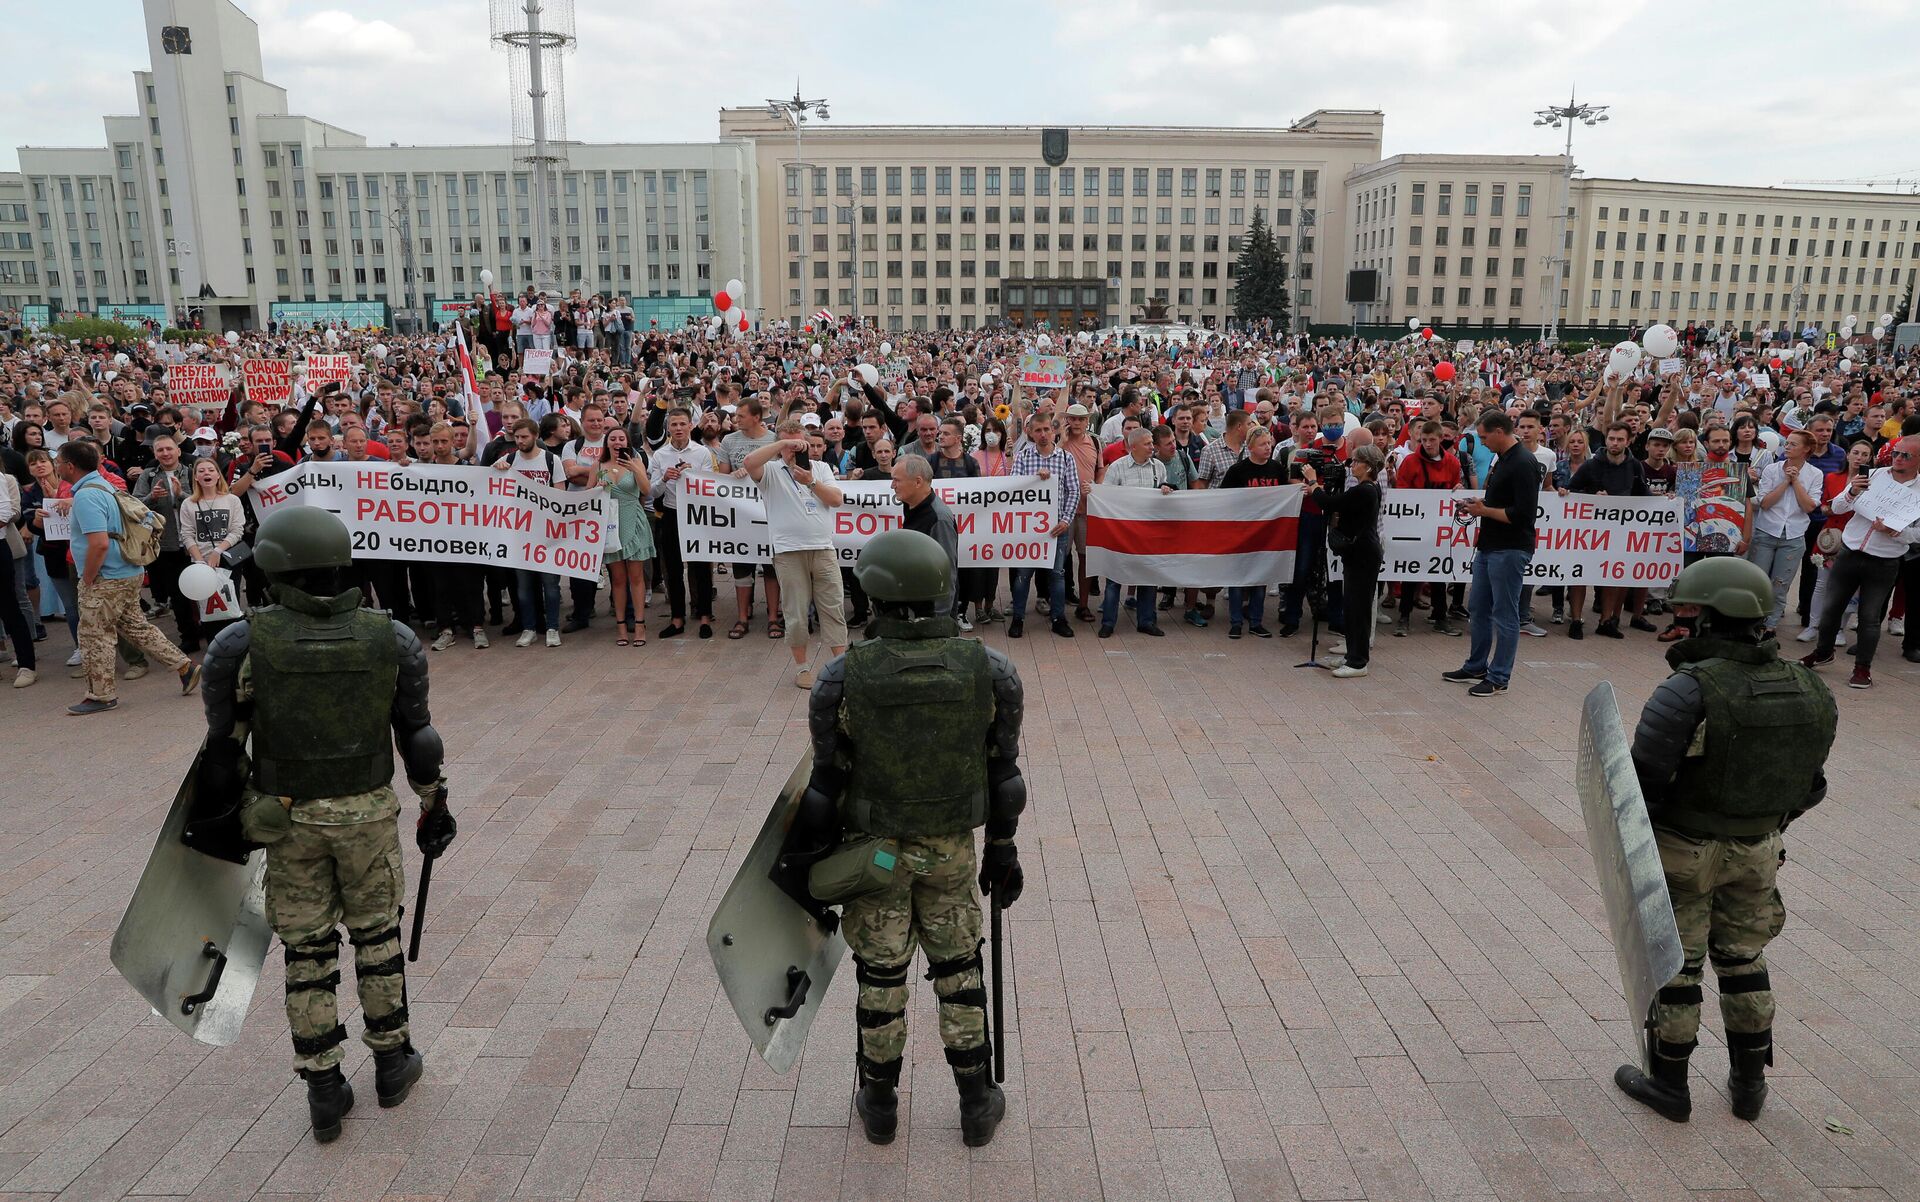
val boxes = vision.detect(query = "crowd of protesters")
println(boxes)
[3,290,1918,707]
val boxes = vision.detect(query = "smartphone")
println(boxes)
[795,447,812,470]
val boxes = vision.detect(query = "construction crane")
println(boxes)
[1781,175,1920,193]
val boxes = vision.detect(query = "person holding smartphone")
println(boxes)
[595,426,654,647]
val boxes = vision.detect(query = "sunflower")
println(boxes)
[994,402,1011,422]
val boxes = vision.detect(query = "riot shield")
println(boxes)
[111,741,272,1047]
[707,751,848,1074]
[1578,682,1685,1072]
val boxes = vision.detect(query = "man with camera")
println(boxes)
[742,417,848,688]
[1275,409,1334,638]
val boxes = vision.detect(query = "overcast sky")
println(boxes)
[8,0,1919,193]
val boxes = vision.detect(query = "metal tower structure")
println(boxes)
[491,0,576,296]
[1531,89,1609,343]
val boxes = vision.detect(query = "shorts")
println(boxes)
[732,562,775,583]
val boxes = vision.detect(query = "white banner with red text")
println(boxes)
[1377,489,1684,586]
[674,470,1058,569]
[248,462,613,582]
[1085,484,1302,587]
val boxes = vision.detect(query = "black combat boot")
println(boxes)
[956,1069,1006,1147]
[374,1043,424,1108]
[302,1066,355,1142]
[1614,1037,1693,1123]
[1727,1030,1771,1121]
[853,1056,900,1144]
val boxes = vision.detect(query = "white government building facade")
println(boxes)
[4,0,1918,337]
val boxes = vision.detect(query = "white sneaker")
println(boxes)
[1891,617,1906,637]
[472,628,490,649]
[958,613,974,632]
[431,629,455,651]
[516,630,537,648]
[12,669,35,688]
[1331,663,1369,678]
[1846,612,1859,631]
[1795,626,1818,643]
[1376,609,1393,624]
[66,647,84,667]
[545,629,561,647]
[1520,622,1548,638]
[1327,640,1347,656]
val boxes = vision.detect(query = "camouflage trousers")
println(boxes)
[262,812,411,1072]
[1651,827,1786,1058]
[840,831,989,1084]
[77,576,187,702]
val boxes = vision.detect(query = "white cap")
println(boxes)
[800,412,822,428]
[191,425,219,440]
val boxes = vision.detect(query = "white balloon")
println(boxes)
[1407,317,1420,330]
[113,352,130,366]
[879,341,892,356]
[1871,326,1886,340]
[178,562,223,603]
[105,370,117,382]
[1845,314,1858,327]
[810,343,824,359]
[371,344,388,360]
[479,269,495,289]
[726,278,745,300]
[1880,313,1895,327]
[224,330,240,345]
[857,363,879,386]
[1841,344,1855,359]
[1641,323,1679,359]
[1036,334,1052,349]
[1840,358,1855,372]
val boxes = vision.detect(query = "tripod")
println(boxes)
[1293,530,1335,671]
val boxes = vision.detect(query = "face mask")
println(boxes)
[195,445,214,458]
[985,432,1001,447]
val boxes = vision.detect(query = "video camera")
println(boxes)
[1288,446,1347,492]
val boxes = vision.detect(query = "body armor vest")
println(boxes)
[840,624,995,838]
[1661,640,1837,837]
[249,595,399,800]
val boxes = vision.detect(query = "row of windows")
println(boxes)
[1593,231,1904,259]
[1405,182,1534,219]
[1401,286,1530,308]
[785,256,1286,282]
[792,231,1305,255]
[1584,288,1904,314]
[1404,225,1529,248]
[785,165,1321,201]
[1596,206,1907,233]
[1586,260,1898,287]
[780,284,1253,310]
[1405,257,1529,278]
[786,204,1315,232]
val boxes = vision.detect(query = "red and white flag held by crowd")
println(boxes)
[812,308,836,328]
[452,322,488,424]
[1085,484,1302,588]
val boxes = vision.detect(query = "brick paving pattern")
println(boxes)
[2,611,1917,1200]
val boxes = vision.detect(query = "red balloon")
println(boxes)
[1420,327,1433,340]
[737,314,749,331]
[1434,361,1456,382]
[715,291,732,313]
[804,324,814,333]
[1769,357,1782,369]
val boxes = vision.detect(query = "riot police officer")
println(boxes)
[1616,557,1836,1123]
[196,507,457,1142]
[793,529,1026,1148]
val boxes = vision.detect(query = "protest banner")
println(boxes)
[1853,473,1920,533]
[674,471,1056,569]
[1085,484,1302,587]
[241,359,293,407]
[166,363,231,423]
[249,462,612,582]
[1377,488,1684,586]
[1016,353,1068,390]
[40,502,70,542]
[302,354,354,390]
[522,348,555,376]
[1658,357,1685,377]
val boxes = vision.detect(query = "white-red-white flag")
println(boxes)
[1086,484,1301,587]
[452,322,488,425]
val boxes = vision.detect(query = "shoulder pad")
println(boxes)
[984,645,1019,680]
[816,652,848,685]
[392,620,426,657]
[205,619,253,664]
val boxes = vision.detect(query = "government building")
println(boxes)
[4,0,1917,338]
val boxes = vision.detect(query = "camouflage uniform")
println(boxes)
[839,832,987,1073]
[1648,828,1785,1050]
[201,587,443,1074]
[77,575,187,701]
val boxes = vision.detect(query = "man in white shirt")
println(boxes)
[1803,434,1920,688]
[743,417,848,688]
[1745,429,1823,637]
[557,402,610,632]
[648,406,718,637]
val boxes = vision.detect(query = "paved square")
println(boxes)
[2,616,1917,1200]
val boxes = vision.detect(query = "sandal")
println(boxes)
[727,621,750,640]
[767,620,787,640]
[633,623,647,647]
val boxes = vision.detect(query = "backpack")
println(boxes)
[80,481,165,566]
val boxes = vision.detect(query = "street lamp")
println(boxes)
[1532,89,1608,343]
[766,87,830,327]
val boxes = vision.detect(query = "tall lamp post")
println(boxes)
[1533,90,1608,343]
[766,88,830,327]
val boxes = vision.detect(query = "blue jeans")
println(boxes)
[1462,548,1531,686]
[1227,586,1264,628]
[1010,534,1070,620]
[516,569,562,633]
[1100,579,1157,631]
[1744,530,1803,629]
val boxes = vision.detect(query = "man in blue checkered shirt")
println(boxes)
[1008,412,1080,639]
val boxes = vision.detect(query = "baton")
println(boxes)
[990,896,1005,1084]
[407,854,432,962]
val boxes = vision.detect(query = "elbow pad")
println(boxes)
[987,771,1027,842]
[390,622,433,731]
[399,724,446,787]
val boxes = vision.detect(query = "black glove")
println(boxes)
[978,841,1023,908]
[416,794,457,858]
